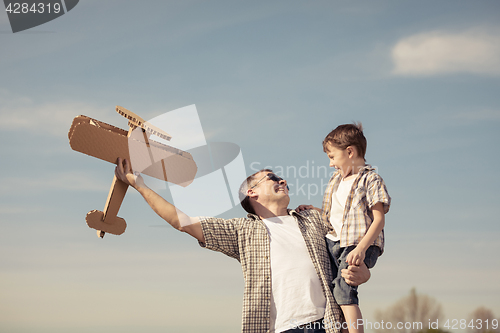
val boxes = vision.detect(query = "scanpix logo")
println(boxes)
[130,105,247,218]
[3,0,79,33]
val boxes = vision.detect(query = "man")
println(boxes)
[115,158,369,333]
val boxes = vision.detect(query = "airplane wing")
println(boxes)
[68,115,197,186]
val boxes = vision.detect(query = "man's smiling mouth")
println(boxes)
[275,185,286,193]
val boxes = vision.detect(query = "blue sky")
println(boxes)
[1,1,499,332]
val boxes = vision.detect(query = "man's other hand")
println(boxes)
[341,262,371,286]
[295,205,321,212]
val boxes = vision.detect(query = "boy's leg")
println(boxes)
[333,246,359,305]
[325,238,341,279]
[341,304,363,333]
[339,246,381,333]
[334,246,364,333]
[335,246,380,333]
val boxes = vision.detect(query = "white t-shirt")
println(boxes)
[326,176,355,242]
[263,215,326,333]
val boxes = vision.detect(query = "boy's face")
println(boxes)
[325,143,352,177]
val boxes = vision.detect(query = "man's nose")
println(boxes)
[279,179,290,191]
[279,179,287,186]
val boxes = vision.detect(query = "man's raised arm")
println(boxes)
[115,157,204,243]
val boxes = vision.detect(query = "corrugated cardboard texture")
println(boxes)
[116,105,172,141]
[68,115,197,187]
[69,112,198,237]
[86,210,126,235]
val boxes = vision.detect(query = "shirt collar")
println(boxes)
[333,164,374,178]
[246,209,295,220]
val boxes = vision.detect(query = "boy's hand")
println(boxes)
[346,246,366,266]
[295,205,321,212]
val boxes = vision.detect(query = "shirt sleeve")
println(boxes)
[198,216,241,261]
[366,173,391,214]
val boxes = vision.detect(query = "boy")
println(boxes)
[297,123,390,333]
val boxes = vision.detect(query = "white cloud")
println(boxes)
[1,171,109,194]
[391,29,500,76]
[0,90,109,137]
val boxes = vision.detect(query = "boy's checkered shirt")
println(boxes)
[321,165,391,252]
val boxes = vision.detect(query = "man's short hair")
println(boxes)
[239,169,273,215]
[322,122,367,160]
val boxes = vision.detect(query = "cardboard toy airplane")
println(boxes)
[68,106,197,238]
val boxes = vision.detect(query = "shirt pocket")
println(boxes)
[350,186,367,209]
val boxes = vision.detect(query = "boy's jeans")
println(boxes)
[326,238,380,305]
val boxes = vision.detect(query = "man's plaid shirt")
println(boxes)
[199,209,343,333]
[321,165,391,252]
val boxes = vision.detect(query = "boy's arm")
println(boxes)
[346,202,385,266]
[115,158,204,243]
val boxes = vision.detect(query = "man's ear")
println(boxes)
[247,188,258,199]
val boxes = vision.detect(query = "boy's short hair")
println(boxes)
[239,169,273,215]
[322,122,367,160]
